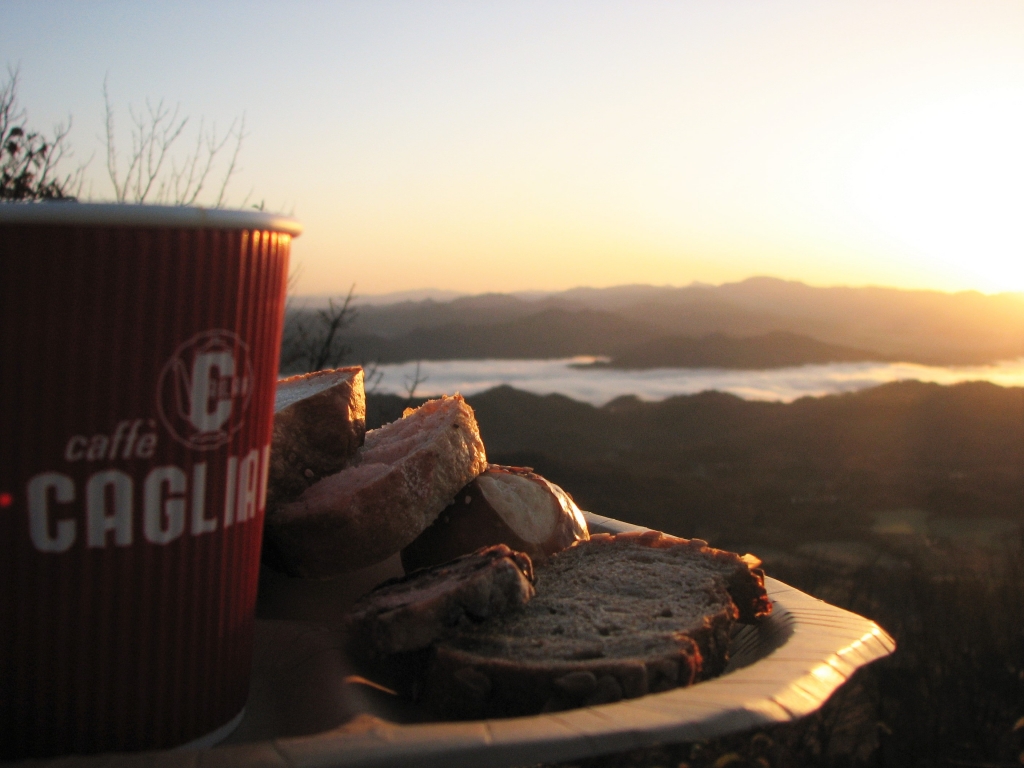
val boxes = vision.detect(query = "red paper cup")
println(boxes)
[0,203,301,758]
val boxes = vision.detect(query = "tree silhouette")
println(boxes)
[280,284,359,373]
[0,67,83,201]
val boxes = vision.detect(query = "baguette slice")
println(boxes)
[420,530,771,718]
[268,367,366,515]
[401,465,589,572]
[265,395,488,577]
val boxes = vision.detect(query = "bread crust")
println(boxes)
[345,544,536,660]
[268,367,366,515]
[424,636,703,719]
[401,465,590,572]
[265,395,488,577]
[419,531,770,719]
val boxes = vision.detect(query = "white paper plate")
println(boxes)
[44,513,895,766]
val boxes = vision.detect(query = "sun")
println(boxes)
[848,89,1024,293]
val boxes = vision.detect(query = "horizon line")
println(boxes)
[290,276,1024,304]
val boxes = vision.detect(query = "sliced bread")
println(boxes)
[265,395,488,577]
[420,530,771,718]
[268,367,366,515]
[344,544,536,661]
[401,465,590,572]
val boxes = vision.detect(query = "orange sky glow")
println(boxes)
[5,1,1024,297]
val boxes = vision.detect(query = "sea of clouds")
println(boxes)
[369,357,1024,406]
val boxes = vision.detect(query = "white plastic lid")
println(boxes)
[0,202,302,236]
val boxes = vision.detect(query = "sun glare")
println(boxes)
[848,89,1024,293]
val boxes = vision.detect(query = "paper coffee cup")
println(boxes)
[0,203,300,758]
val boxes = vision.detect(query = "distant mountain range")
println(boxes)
[288,277,1024,368]
[338,308,655,362]
[582,331,891,369]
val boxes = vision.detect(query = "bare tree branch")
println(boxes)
[279,284,361,374]
[213,114,245,208]
[103,76,123,201]
[311,286,358,371]
[103,77,245,206]
[403,360,428,404]
[362,361,385,396]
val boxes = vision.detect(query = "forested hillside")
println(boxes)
[369,379,1024,549]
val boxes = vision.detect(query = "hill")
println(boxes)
[294,277,1024,367]
[338,308,658,363]
[368,379,1024,548]
[585,330,890,369]
[544,278,1024,362]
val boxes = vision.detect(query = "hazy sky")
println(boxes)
[4,1,1024,296]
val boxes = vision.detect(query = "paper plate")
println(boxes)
[39,513,895,766]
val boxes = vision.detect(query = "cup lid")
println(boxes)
[0,202,302,236]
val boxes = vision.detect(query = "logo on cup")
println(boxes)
[157,330,254,450]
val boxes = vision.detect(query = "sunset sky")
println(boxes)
[4,1,1024,296]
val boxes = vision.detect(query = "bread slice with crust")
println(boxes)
[268,367,366,516]
[344,544,536,661]
[265,395,488,577]
[420,530,771,718]
[401,465,590,572]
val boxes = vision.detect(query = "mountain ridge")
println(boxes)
[286,277,1024,368]
[584,330,892,369]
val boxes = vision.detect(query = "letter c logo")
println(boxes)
[189,351,235,432]
[157,330,253,450]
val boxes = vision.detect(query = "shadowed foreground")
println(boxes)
[367,381,1024,766]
